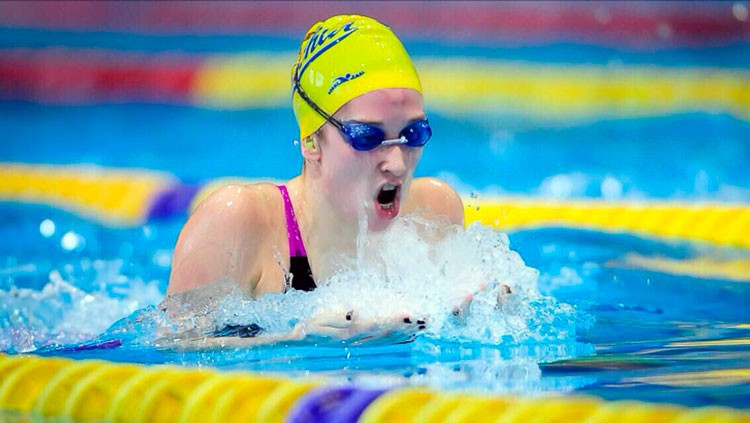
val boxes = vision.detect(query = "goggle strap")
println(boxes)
[294,72,347,133]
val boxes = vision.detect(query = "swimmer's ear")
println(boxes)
[304,137,316,150]
[301,135,322,164]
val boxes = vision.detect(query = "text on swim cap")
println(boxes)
[298,21,358,82]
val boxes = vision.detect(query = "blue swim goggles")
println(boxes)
[293,73,432,151]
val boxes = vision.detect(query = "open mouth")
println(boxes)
[376,183,399,210]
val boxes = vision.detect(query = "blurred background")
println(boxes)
[1,0,749,200]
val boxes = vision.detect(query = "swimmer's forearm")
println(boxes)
[158,331,303,352]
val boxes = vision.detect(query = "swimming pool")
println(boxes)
[2,1,750,420]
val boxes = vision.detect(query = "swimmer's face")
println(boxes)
[316,88,425,231]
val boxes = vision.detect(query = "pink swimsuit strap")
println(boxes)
[277,185,307,257]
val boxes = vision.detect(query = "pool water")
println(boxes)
[2,1,750,411]
[2,197,749,408]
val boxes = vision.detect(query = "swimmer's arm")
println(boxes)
[157,329,304,352]
[167,185,267,296]
[408,177,465,226]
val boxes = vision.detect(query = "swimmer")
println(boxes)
[166,15,464,342]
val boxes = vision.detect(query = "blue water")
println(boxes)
[2,201,749,408]
[3,103,750,200]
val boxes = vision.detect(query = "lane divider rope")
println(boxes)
[3,163,750,248]
[2,49,748,122]
[2,354,749,422]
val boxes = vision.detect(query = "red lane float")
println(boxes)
[0,48,199,104]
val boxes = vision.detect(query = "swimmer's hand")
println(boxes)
[450,283,514,325]
[290,309,427,345]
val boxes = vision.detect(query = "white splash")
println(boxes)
[161,216,578,348]
[0,259,163,353]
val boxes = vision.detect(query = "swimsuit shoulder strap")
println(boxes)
[277,185,316,292]
[277,185,308,257]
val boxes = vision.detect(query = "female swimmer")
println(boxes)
[165,15,465,340]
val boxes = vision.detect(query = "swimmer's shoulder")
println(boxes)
[191,182,291,249]
[192,183,280,229]
[408,177,464,225]
[168,183,284,295]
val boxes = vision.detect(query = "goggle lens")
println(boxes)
[342,119,432,151]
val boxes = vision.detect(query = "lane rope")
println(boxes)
[2,354,749,422]
[3,162,750,248]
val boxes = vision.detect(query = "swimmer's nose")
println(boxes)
[378,145,408,177]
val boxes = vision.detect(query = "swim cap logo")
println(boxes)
[328,70,365,94]
[298,21,358,80]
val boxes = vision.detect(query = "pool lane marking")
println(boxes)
[0,47,200,104]
[467,198,750,249]
[2,2,746,48]
[417,59,750,122]
[669,338,750,348]
[3,163,750,248]
[191,52,295,109]
[619,254,750,283]
[0,162,175,226]
[2,48,748,122]
[627,368,750,387]
[192,54,750,122]
[2,353,750,421]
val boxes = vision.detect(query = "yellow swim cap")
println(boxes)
[291,14,422,140]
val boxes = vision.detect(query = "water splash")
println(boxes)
[13,216,592,394]
[0,259,162,353]
[149,216,583,350]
